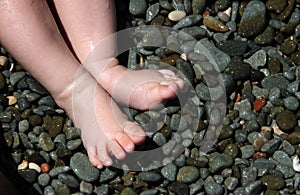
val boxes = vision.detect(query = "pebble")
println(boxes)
[39,132,55,152]
[208,153,233,173]
[129,0,147,16]
[137,172,162,182]
[280,36,297,55]
[276,109,297,132]
[99,167,117,183]
[204,180,224,195]
[261,138,282,154]
[192,0,206,15]
[70,152,100,182]
[18,169,38,184]
[273,150,292,166]
[80,181,93,194]
[168,10,186,21]
[94,184,110,195]
[173,14,202,29]
[255,26,275,45]
[253,98,267,111]
[224,177,238,191]
[38,173,51,187]
[218,40,248,57]
[240,145,255,159]
[10,71,26,86]
[194,38,230,71]
[168,181,189,195]
[244,180,263,195]
[0,55,8,66]
[283,96,299,111]
[225,57,251,80]
[177,166,199,183]
[238,0,266,37]
[26,77,48,94]
[261,175,285,190]
[145,3,160,23]
[203,16,229,32]
[161,163,177,181]
[58,173,79,188]
[261,75,290,90]
[244,49,267,70]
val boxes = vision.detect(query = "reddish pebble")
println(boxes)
[253,98,266,111]
[41,163,50,173]
[253,152,266,159]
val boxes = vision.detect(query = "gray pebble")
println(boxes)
[173,15,202,29]
[10,71,26,86]
[194,38,230,71]
[261,75,290,90]
[140,189,159,195]
[38,173,51,187]
[18,119,29,133]
[66,139,82,150]
[161,162,177,181]
[70,152,100,182]
[26,77,48,94]
[261,138,281,154]
[252,85,269,99]
[244,180,263,195]
[99,168,117,183]
[209,153,233,173]
[129,0,147,16]
[153,132,166,146]
[283,96,299,111]
[80,180,93,194]
[240,145,255,159]
[145,3,160,22]
[58,173,79,188]
[244,50,267,70]
[94,184,109,195]
[0,111,12,123]
[224,177,238,191]
[49,166,71,177]
[44,186,55,195]
[137,171,162,182]
[204,180,224,195]
[273,150,292,166]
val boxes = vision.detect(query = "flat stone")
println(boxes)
[70,152,100,182]
[177,166,199,183]
[261,175,285,190]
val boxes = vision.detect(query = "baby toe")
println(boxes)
[87,149,104,169]
[123,122,146,145]
[97,147,113,166]
[109,141,126,159]
[115,132,135,152]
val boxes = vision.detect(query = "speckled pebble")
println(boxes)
[70,152,100,182]
[261,175,285,190]
[238,0,266,37]
[137,171,162,182]
[129,0,147,16]
[204,180,224,195]
[244,49,267,70]
[276,109,297,132]
[177,166,199,183]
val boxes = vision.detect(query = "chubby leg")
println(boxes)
[52,0,185,110]
[0,0,145,168]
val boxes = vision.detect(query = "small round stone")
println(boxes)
[260,175,285,190]
[177,166,199,183]
[204,180,224,195]
[168,10,186,21]
[276,109,297,132]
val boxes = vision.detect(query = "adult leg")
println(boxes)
[52,0,185,110]
[0,0,145,168]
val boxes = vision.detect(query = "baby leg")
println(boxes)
[51,0,185,110]
[0,0,145,168]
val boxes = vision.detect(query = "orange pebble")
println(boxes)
[203,10,210,17]
[253,152,266,159]
[41,163,50,173]
[253,98,266,111]
[235,93,241,102]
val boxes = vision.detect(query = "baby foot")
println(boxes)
[55,69,146,168]
[99,60,185,110]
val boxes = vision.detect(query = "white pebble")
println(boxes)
[29,162,41,173]
[168,10,186,22]
[0,56,8,66]
[17,160,28,170]
[293,155,300,172]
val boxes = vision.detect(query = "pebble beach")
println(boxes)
[0,0,300,194]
